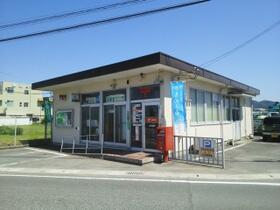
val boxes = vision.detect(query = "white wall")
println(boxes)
[185,79,254,141]
[0,117,32,126]
[52,70,166,144]
[51,69,254,145]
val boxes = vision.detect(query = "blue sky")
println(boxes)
[0,0,279,101]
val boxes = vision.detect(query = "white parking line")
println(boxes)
[0,156,63,167]
[0,151,38,156]
[0,173,279,186]
[24,147,68,157]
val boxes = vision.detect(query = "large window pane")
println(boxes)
[224,96,230,121]
[81,107,89,139]
[197,90,205,122]
[115,105,126,143]
[89,107,99,141]
[190,89,197,122]
[232,97,241,121]
[213,93,220,121]
[81,93,100,104]
[103,89,126,103]
[205,92,213,121]
[104,105,114,142]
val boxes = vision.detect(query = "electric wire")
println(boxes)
[200,19,280,68]
[0,0,210,43]
[0,0,154,30]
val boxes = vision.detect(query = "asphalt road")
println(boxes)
[0,175,279,210]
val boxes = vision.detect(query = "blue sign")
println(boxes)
[202,139,212,148]
[170,81,187,135]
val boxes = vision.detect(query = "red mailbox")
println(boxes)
[156,127,174,162]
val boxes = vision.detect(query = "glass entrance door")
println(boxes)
[144,104,159,150]
[81,106,99,141]
[130,102,159,150]
[104,104,126,144]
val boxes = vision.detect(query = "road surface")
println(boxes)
[0,175,279,210]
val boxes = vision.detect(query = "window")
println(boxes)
[6,87,14,93]
[232,97,241,121]
[37,100,43,107]
[213,93,220,121]
[130,85,160,100]
[55,110,73,127]
[24,102,28,107]
[0,100,2,106]
[81,93,100,104]
[190,89,197,122]
[205,92,213,121]
[19,102,22,107]
[223,96,231,121]
[103,89,126,103]
[6,100,13,107]
[197,90,205,122]
[191,88,224,123]
[24,90,29,95]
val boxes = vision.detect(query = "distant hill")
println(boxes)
[253,100,277,109]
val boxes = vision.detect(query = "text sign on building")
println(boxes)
[199,139,215,157]
[170,81,187,135]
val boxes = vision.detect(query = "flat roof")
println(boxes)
[32,52,260,96]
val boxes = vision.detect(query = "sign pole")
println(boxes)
[14,117,17,146]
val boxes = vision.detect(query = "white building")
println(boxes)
[0,81,44,119]
[32,52,259,151]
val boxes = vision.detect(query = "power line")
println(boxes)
[0,0,154,30]
[200,19,280,68]
[0,0,210,43]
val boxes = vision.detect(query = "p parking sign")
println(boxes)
[199,139,215,157]
[202,139,212,148]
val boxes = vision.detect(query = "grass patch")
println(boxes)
[0,124,51,147]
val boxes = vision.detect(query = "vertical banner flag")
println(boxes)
[170,81,187,135]
[43,97,52,123]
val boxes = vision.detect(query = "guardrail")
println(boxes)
[171,135,225,168]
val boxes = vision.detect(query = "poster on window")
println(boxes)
[170,81,187,135]
[55,110,73,128]
[132,103,142,126]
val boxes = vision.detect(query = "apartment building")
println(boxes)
[0,81,44,118]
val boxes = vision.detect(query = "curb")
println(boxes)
[0,167,280,181]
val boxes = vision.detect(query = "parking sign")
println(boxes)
[200,139,215,157]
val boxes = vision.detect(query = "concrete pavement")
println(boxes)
[0,175,279,210]
[0,140,280,180]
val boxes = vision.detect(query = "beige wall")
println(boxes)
[50,69,254,145]
[0,81,44,117]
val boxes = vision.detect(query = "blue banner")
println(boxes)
[170,81,187,135]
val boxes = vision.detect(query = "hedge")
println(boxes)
[0,126,23,135]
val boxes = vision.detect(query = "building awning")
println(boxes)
[32,52,260,96]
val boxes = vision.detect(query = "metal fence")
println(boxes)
[171,135,225,168]
[60,135,103,155]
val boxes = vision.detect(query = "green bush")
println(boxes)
[0,126,23,135]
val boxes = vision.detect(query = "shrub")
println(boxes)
[0,126,23,135]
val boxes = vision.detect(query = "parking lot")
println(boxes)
[0,139,280,179]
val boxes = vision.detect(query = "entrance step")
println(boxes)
[103,152,155,165]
